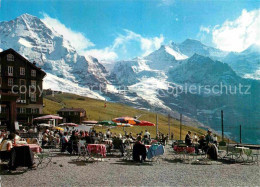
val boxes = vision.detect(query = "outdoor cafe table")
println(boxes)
[235,146,251,160]
[87,144,107,157]
[14,144,42,153]
[173,145,195,153]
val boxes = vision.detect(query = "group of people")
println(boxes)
[184,130,218,160]
[0,130,35,170]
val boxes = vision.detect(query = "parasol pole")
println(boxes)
[180,113,182,140]
[156,114,158,136]
[168,114,170,137]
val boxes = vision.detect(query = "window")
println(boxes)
[8,66,13,76]
[31,108,39,114]
[7,54,14,61]
[20,67,25,75]
[8,78,13,86]
[19,108,26,114]
[31,70,36,77]
[20,79,26,86]
[31,93,36,102]
[31,80,36,88]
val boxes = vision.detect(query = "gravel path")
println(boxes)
[1,146,260,186]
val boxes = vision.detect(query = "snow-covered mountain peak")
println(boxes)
[0,14,109,89]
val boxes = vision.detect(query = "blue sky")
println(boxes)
[0,0,259,61]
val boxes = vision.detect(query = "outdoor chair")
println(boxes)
[226,146,240,162]
[218,145,227,159]
[252,149,260,165]
[76,140,88,161]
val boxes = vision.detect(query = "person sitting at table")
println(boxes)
[129,132,136,141]
[14,131,21,142]
[0,133,15,161]
[192,133,198,144]
[124,135,133,149]
[133,136,146,163]
[67,131,79,154]
[85,132,92,144]
[106,129,111,139]
[142,135,150,145]
[144,130,150,139]
[0,132,7,144]
[205,130,214,144]
[61,132,69,152]
[197,135,207,154]
[93,133,100,144]
[185,131,192,146]
[42,130,49,147]
[112,136,125,156]
[213,134,218,145]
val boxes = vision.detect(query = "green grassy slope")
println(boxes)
[43,93,211,139]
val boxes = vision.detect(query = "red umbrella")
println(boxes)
[135,121,155,126]
[34,115,63,120]
[59,123,78,127]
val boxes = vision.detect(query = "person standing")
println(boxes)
[185,131,192,146]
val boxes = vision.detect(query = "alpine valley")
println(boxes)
[0,14,259,143]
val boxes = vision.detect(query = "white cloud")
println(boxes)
[200,26,211,34]
[85,29,164,62]
[40,13,164,63]
[212,9,260,52]
[41,13,94,53]
[84,47,118,62]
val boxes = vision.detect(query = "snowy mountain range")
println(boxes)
[0,14,259,143]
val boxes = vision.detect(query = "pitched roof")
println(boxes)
[58,108,86,112]
[0,48,46,75]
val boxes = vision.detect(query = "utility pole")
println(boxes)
[168,114,170,137]
[156,114,158,136]
[221,110,224,142]
[240,124,242,144]
[180,113,182,140]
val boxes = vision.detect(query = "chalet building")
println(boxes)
[0,48,46,131]
[57,108,86,124]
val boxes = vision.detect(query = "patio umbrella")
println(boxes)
[38,123,51,127]
[52,126,64,131]
[112,117,141,125]
[99,121,118,126]
[117,123,133,127]
[82,120,98,124]
[135,120,155,126]
[34,115,63,120]
[59,123,78,127]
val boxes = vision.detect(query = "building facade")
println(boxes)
[0,48,46,131]
[57,108,86,124]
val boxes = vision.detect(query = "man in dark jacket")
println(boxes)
[133,136,146,163]
[185,131,192,146]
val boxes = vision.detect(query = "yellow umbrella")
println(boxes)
[53,126,64,131]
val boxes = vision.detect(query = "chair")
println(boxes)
[218,146,227,159]
[76,140,88,161]
[226,146,240,162]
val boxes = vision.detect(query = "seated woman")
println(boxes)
[142,135,150,145]
[0,133,15,160]
[197,135,207,154]
[133,136,146,163]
